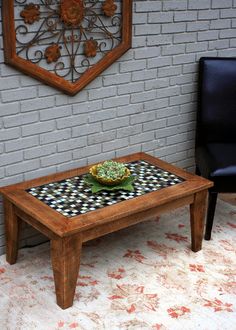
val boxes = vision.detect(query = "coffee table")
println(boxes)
[0,152,213,309]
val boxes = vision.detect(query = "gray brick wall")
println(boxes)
[0,0,236,255]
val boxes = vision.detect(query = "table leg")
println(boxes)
[190,190,207,252]
[3,198,21,264]
[51,235,82,309]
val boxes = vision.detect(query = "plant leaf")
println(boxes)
[83,174,135,193]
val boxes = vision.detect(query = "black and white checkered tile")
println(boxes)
[27,160,184,218]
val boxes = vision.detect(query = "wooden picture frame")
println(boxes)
[2,0,132,96]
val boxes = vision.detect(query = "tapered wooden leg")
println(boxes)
[51,235,82,309]
[3,198,21,264]
[205,192,218,241]
[190,190,207,252]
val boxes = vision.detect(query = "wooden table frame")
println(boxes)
[0,153,213,309]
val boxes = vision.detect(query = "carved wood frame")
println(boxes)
[2,1,132,96]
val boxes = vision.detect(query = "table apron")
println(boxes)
[81,194,194,243]
[15,207,59,240]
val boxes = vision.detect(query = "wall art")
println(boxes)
[2,0,132,95]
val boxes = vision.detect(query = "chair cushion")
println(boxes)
[197,58,236,144]
[196,143,236,192]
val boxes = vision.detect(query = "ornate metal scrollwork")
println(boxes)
[2,0,132,95]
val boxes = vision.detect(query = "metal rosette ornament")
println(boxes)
[2,0,132,95]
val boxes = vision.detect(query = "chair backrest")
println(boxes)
[196,57,236,145]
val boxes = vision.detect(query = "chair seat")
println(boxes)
[196,143,236,192]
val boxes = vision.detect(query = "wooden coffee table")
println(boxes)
[0,153,213,309]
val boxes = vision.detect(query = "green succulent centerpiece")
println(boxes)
[84,160,135,193]
[90,160,130,185]
[97,160,126,178]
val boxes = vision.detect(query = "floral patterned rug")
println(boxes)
[0,199,235,330]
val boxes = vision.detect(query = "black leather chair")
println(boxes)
[195,57,236,240]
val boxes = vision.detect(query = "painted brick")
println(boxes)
[132,69,157,82]
[163,0,187,11]
[5,136,39,152]
[72,123,102,137]
[0,151,23,166]
[149,12,174,24]
[41,152,72,167]
[132,36,147,48]
[20,76,40,88]
[174,11,198,22]
[24,144,57,160]
[1,87,37,102]
[40,105,72,121]
[73,144,102,159]
[102,118,127,131]
[145,99,169,112]
[118,82,144,96]
[24,166,57,181]
[57,136,87,152]
[57,160,87,172]
[6,159,40,176]
[88,108,116,123]
[88,131,116,145]
[136,2,162,12]
[198,10,219,20]
[133,13,148,24]
[103,137,129,152]
[173,54,195,65]
[148,57,172,69]
[3,112,39,128]
[21,97,54,112]
[0,77,20,90]
[40,129,71,144]
[115,145,142,157]
[231,17,236,27]
[210,19,231,29]
[163,45,186,58]
[103,95,130,108]
[87,151,116,165]
[162,22,186,34]
[130,131,155,145]
[88,86,117,101]
[130,111,156,125]
[188,0,211,10]
[56,114,88,129]
[72,100,102,114]
[221,8,236,18]
[143,119,167,132]
[117,124,142,138]
[103,73,131,86]
[134,47,160,59]
[174,32,197,44]
[158,66,182,78]
[131,90,156,104]
[147,35,172,46]
[198,30,219,41]
[0,128,21,141]
[22,121,55,137]
[117,104,143,117]
[0,174,24,188]
[186,42,208,53]
[212,0,232,8]
[145,78,169,91]
[0,103,20,116]
[120,60,146,73]
[187,21,210,32]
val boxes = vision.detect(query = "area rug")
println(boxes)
[0,199,235,330]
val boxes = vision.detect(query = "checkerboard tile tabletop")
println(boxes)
[27,160,184,218]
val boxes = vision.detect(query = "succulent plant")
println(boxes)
[97,161,126,180]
